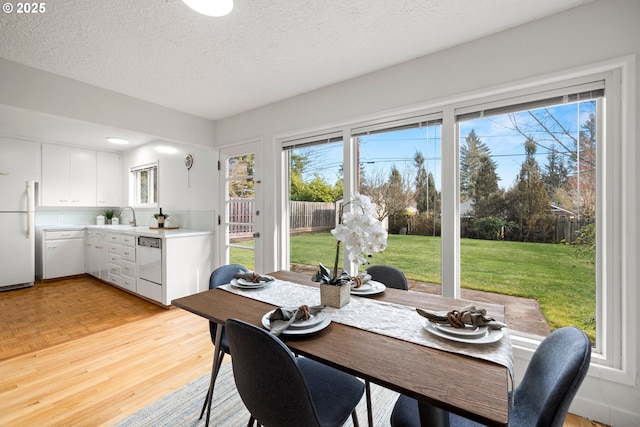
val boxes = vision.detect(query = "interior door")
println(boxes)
[219,141,262,271]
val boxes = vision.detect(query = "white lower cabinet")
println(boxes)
[85,230,109,280]
[106,233,136,292]
[38,230,85,279]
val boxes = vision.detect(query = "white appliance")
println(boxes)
[0,139,39,291]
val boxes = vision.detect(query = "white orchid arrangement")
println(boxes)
[312,193,388,286]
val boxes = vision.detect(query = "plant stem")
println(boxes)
[333,240,341,281]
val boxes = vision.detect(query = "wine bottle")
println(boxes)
[158,207,165,228]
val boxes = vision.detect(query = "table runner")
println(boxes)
[221,279,514,380]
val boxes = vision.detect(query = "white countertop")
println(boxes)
[38,224,214,238]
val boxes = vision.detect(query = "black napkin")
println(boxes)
[268,304,325,336]
[416,304,507,330]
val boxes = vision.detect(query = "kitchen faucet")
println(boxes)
[119,206,137,227]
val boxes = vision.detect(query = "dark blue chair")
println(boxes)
[225,318,365,427]
[366,265,408,290]
[390,326,591,427]
[199,264,249,426]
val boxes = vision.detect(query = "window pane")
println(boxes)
[227,154,255,268]
[356,124,442,284]
[287,139,344,273]
[458,100,598,343]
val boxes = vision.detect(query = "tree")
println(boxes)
[506,138,550,240]
[460,129,497,203]
[413,152,429,213]
[473,156,504,218]
[361,166,413,221]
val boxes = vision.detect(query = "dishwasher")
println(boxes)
[137,236,162,302]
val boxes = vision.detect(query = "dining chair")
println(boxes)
[225,318,366,427]
[366,265,408,290]
[199,264,249,427]
[361,264,409,426]
[390,326,592,427]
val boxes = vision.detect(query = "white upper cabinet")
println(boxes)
[41,144,119,207]
[97,151,121,207]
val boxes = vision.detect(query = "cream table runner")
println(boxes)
[221,279,514,379]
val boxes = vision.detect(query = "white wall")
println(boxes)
[214,0,640,424]
[122,141,218,231]
[0,58,216,148]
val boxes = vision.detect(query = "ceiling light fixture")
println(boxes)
[182,0,233,17]
[107,137,129,145]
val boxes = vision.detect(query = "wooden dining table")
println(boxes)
[172,270,511,427]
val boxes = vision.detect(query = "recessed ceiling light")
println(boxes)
[107,137,129,145]
[182,0,233,17]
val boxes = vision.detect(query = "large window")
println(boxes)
[280,68,625,370]
[457,86,602,344]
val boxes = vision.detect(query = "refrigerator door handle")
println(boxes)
[26,181,32,239]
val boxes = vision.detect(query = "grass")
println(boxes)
[286,232,596,341]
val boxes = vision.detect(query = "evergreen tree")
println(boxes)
[460,129,495,202]
[413,151,428,213]
[506,138,550,240]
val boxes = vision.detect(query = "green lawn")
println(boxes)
[287,232,596,341]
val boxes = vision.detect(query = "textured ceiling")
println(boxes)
[1,0,591,121]
[0,0,591,149]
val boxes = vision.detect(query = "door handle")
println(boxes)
[253,232,260,238]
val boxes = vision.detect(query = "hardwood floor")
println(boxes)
[1,276,215,426]
[0,276,604,426]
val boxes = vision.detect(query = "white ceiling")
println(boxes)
[0,0,591,150]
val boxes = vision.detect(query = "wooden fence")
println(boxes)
[229,200,336,239]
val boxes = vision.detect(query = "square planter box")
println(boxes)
[320,283,350,308]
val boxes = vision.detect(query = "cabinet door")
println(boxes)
[44,238,85,279]
[97,151,121,206]
[69,148,96,205]
[41,144,71,206]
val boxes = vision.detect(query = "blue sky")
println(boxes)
[295,100,595,192]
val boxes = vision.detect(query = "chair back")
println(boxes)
[209,264,248,290]
[511,326,591,427]
[208,264,248,344]
[367,265,408,290]
[225,318,323,427]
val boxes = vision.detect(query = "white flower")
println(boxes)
[331,194,388,266]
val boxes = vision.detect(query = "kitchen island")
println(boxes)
[37,225,214,307]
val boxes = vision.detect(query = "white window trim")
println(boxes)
[275,55,636,387]
[129,161,158,209]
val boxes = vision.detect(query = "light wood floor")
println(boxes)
[0,276,603,426]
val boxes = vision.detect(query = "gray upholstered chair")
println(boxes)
[200,264,249,426]
[225,318,365,427]
[366,265,408,290]
[390,326,592,427]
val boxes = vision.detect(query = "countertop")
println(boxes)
[38,224,214,238]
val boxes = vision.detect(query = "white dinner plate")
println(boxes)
[262,310,331,335]
[350,280,386,296]
[433,323,488,338]
[286,311,327,329]
[423,320,504,344]
[230,278,269,289]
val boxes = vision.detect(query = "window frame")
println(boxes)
[275,57,635,385]
[129,162,158,208]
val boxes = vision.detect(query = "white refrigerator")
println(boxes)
[0,139,39,290]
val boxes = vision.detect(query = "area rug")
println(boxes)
[115,361,399,427]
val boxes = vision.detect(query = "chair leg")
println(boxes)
[352,409,360,427]
[200,326,226,427]
[365,379,373,427]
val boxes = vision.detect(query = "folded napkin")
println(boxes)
[233,271,274,283]
[268,304,325,336]
[351,272,372,289]
[416,304,507,330]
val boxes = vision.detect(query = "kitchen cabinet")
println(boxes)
[36,229,85,279]
[41,144,96,206]
[84,229,109,280]
[106,233,137,292]
[97,151,120,207]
